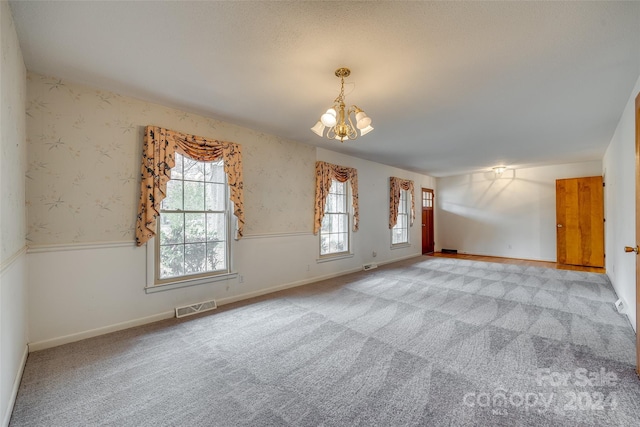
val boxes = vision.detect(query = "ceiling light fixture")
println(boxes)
[493,166,507,176]
[311,67,373,142]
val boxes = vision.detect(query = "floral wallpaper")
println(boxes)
[26,73,315,245]
[1,1,27,262]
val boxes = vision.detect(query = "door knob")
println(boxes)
[557,224,563,228]
[624,246,639,254]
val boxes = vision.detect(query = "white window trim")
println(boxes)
[318,180,354,261]
[391,188,411,247]
[391,242,411,250]
[145,237,237,294]
[147,155,237,293]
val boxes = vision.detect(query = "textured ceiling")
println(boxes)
[9,1,640,177]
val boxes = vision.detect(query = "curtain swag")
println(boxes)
[135,125,244,246]
[389,176,415,229]
[313,161,359,235]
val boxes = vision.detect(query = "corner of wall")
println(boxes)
[1,1,29,425]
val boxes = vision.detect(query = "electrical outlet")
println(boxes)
[306,264,310,271]
[239,275,244,283]
[372,251,377,257]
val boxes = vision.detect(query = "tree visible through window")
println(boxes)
[392,189,409,245]
[157,152,230,282]
[320,179,350,256]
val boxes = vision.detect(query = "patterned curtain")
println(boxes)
[313,161,359,235]
[135,126,244,246]
[389,176,415,229]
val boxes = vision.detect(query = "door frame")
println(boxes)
[635,92,640,376]
[555,176,605,267]
[421,188,434,254]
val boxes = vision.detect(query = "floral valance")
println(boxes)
[313,161,359,234]
[389,176,415,229]
[135,126,244,246]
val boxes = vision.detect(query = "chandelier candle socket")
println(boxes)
[311,67,373,142]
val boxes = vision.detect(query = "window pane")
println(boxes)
[158,154,230,283]
[332,232,347,253]
[399,190,407,213]
[171,154,184,179]
[206,213,226,242]
[325,194,336,213]
[184,243,206,274]
[335,194,347,213]
[320,179,350,256]
[320,234,331,255]
[207,241,226,271]
[162,180,183,211]
[205,183,226,211]
[321,214,332,233]
[160,245,184,278]
[184,181,205,211]
[160,213,184,245]
[333,214,346,233]
[183,157,205,181]
[185,213,206,243]
[205,161,225,183]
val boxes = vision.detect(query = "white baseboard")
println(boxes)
[2,345,28,427]
[378,253,423,266]
[450,250,556,263]
[28,311,175,352]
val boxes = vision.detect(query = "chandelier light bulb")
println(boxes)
[355,111,371,129]
[321,108,337,127]
[310,121,326,137]
[360,125,374,136]
[493,166,507,175]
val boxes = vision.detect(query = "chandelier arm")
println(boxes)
[346,113,358,140]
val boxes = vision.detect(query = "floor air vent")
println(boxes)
[363,263,378,271]
[175,300,217,318]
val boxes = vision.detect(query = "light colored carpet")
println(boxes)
[10,256,640,426]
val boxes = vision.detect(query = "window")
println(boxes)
[156,152,230,283]
[391,188,410,245]
[422,189,433,208]
[320,179,350,256]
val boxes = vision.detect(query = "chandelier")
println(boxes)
[311,67,373,142]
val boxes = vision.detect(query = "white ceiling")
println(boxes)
[9,1,640,177]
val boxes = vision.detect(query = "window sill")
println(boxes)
[316,253,354,263]
[145,271,238,294]
[391,243,411,250]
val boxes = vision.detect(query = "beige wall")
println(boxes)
[603,74,640,332]
[26,73,315,245]
[1,2,26,260]
[1,1,28,426]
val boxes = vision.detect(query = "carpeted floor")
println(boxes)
[10,256,640,426]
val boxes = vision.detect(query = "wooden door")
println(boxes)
[422,188,434,254]
[556,176,604,267]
